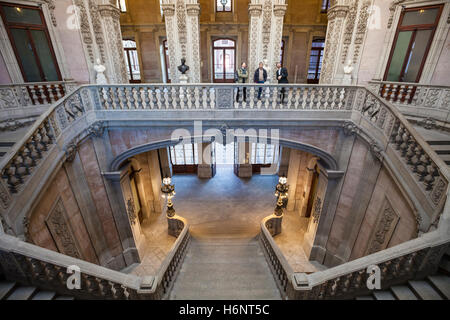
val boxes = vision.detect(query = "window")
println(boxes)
[216,0,232,12]
[384,5,443,83]
[280,40,285,65]
[163,39,171,83]
[213,39,236,83]
[0,3,62,82]
[321,0,330,13]
[251,143,280,165]
[123,40,141,83]
[117,0,127,13]
[307,38,325,84]
[169,144,199,174]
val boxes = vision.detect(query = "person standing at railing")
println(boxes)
[235,62,248,102]
[276,63,288,103]
[254,62,268,100]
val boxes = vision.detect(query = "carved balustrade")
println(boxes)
[369,80,450,125]
[0,216,190,300]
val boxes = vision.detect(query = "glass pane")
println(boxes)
[10,28,41,82]
[213,39,235,47]
[175,144,184,165]
[170,147,175,165]
[386,31,413,81]
[123,40,136,48]
[403,29,432,82]
[30,30,59,81]
[401,8,440,26]
[129,49,140,80]
[184,144,193,165]
[2,6,42,25]
[224,49,235,79]
[214,49,224,79]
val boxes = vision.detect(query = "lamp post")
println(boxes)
[161,177,176,218]
[274,176,288,216]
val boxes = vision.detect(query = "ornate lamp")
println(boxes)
[161,177,176,217]
[274,176,288,216]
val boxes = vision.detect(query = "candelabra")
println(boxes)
[161,177,176,217]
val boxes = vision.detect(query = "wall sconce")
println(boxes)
[161,177,176,217]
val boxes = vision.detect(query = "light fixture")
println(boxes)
[161,176,176,217]
[15,7,22,13]
[220,0,228,6]
[419,9,425,14]
[274,176,289,216]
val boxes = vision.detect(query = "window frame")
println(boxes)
[163,39,171,83]
[0,2,62,82]
[117,0,127,13]
[123,39,141,83]
[169,144,199,174]
[383,4,444,83]
[307,38,325,84]
[212,38,236,83]
[216,0,232,13]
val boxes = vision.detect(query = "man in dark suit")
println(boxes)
[254,62,268,100]
[276,63,288,103]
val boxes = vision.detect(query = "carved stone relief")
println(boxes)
[366,198,399,255]
[45,197,83,259]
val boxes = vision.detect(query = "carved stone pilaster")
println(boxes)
[248,0,287,81]
[88,121,105,138]
[64,144,78,163]
[161,0,201,83]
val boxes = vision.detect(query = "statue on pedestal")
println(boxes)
[178,58,190,83]
[94,59,107,85]
[343,59,354,85]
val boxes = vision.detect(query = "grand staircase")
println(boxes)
[356,247,450,300]
[169,236,282,300]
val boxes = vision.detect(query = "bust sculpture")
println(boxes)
[344,59,354,74]
[178,58,190,75]
[94,58,107,85]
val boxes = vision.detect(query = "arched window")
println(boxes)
[213,39,236,83]
[216,0,232,12]
[123,40,141,83]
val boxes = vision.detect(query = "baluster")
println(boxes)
[193,86,200,109]
[305,87,312,109]
[136,87,143,109]
[156,87,163,109]
[104,87,113,110]
[112,87,120,110]
[201,86,207,109]
[112,283,127,300]
[181,86,188,109]
[187,87,193,109]
[29,86,39,105]
[118,87,126,110]
[249,86,255,109]
[150,87,157,109]
[209,87,215,109]
[130,87,137,109]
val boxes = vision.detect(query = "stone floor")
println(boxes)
[130,165,317,277]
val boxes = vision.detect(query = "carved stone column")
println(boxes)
[248,0,287,81]
[161,0,201,83]
[73,0,128,83]
[320,0,372,84]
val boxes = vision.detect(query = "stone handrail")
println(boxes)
[0,215,190,300]
[368,80,450,124]
[260,190,450,300]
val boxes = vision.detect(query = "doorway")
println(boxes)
[213,38,236,83]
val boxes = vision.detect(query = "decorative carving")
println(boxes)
[313,197,322,223]
[388,1,407,29]
[369,139,383,161]
[88,121,105,138]
[64,144,78,163]
[419,117,437,130]
[366,199,399,254]
[127,198,137,225]
[0,88,19,109]
[0,179,11,211]
[342,121,359,136]
[45,198,82,259]
[216,88,234,109]
[43,0,57,27]
[23,216,31,242]
[353,1,370,64]
[430,177,447,206]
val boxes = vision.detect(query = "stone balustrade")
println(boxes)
[0,215,190,300]
[369,80,450,126]
[260,194,450,300]
[0,81,77,125]
[0,83,448,301]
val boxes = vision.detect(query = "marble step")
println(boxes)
[390,285,418,300]
[373,290,396,300]
[6,286,37,300]
[0,281,15,300]
[32,291,56,300]
[355,295,375,300]
[408,280,443,300]
[427,275,450,299]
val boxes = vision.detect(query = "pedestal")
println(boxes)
[168,215,184,237]
[197,164,213,179]
[238,163,252,178]
[267,215,283,236]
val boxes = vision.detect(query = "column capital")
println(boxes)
[98,4,121,20]
[273,4,287,17]
[186,3,200,16]
[161,3,176,16]
[328,5,348,20]
[248,4,262,17]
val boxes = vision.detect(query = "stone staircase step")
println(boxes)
[390,286,418,300]
[355,295,375,300]
[31,291,56,300]
[427,275,450,299]
[408,280,443,300]
[440,256,450,274]
[54,295,75,300]
[373,290,396,300]
[0,281,16,300]
[6,286,37,300]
